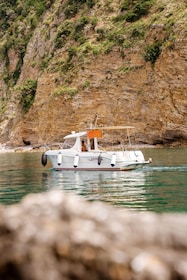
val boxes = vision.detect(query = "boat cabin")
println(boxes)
[62,129,103,152]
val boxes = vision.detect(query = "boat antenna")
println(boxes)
[127,127,132,146]
[93,113,98,128]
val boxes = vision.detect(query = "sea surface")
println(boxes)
[0,148,187,213]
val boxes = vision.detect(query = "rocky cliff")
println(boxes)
[0,0,187,147]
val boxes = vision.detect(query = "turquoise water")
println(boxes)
[0,148,187,212]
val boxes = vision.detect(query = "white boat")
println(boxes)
[41,126,152,171]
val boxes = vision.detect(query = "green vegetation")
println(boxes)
[114,0,155,22]
[119,65,132,73]
[55,16,98,49]
[143,40,162,64]
[64,0,97,19]
[82,80,90,89]
[0,0,54,86]
[54,86,78,98]
[0,0,54,35]
[1,0,187,105]
[19,79,37,113]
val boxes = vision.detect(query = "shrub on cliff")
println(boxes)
[19,79,37,114]
[64,0,97,19]
[143,40,162,64]
[114,0,155,22]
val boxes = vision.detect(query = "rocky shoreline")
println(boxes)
[1,142,187,154]
[0,143,46,153]
[0,191,187,280]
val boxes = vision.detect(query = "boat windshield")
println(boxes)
[62,138,76,149]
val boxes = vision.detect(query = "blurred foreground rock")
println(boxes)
[0,191,187,280]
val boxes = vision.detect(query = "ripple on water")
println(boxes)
[0,149,187,212]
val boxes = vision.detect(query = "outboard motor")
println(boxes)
[41,152,47,167]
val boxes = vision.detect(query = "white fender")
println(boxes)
[111,153,116,167]
[74,154,79,168]
[57,153,62,165]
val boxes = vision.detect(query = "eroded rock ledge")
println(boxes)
[0,191,187,280]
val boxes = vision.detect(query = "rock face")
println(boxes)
[0,191,187,280]
[0,0,187,147]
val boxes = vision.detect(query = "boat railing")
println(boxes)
[98,143,132,151]
[43,142,64,150]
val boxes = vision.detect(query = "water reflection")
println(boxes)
[42,170,147,208]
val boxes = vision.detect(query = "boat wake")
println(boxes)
[146,165,187,172]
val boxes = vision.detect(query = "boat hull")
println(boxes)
[45,150,150,171]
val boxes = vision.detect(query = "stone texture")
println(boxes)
[6,39,187,147]
[0,0,187,147]
[0,191,187,279]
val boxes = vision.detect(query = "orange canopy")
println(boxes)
[87,129,103,139]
